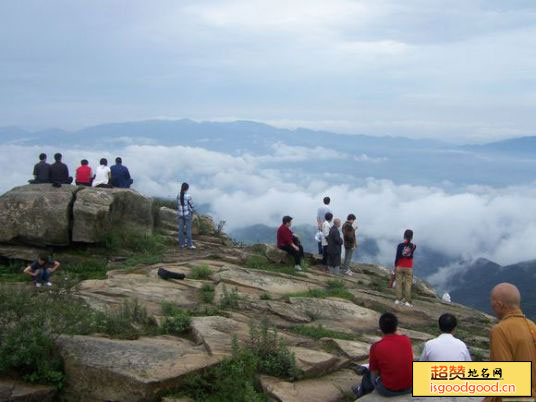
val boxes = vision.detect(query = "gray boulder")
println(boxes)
[72,188,153,243]
[0,184,78,246]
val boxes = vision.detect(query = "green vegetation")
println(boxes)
[189,264,213,280]
[288,324,361,342]
[104,230,169,255]
[199,283,215,303]
[219,286,242,309]
[245,255,306,276]
[172,320,296,402]
[160,302,192,336]
[260,292,272,300]
[95,299,155,340]
[287,281,354,302]
[198,218,213,235]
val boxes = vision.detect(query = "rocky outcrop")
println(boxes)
[156,206,216,237]
[0,379,56,402]
[72,188,153,243]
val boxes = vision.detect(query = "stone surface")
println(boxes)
[72,187,153,243]
[358,394,478,401]
[191,315,251,355]
[0,379,56,402]
[0,184,78,246]
[0,244,47,261]
[261,369,360,402]
[57,335,223,402]
[265,244,294,265]
[321,338,371,361]
[289,346,346,377]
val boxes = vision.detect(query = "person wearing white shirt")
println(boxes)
[420,313,472,362]
[321,212,333,265]
[316,196,332,255]
[93,158,112,188]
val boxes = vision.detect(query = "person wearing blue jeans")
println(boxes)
[24,253,60,288]
[177,182,196,249]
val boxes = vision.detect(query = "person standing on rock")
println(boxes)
[277,215,304,272]
[316,196,332,255]
[110,157,133,189]
[177,182,196,249]
[321,212,334,266]
[30,153,50,184]
[49,153,73,185]
[93,158,112,188]
[394,229,416,308]
[419,313,471,361]
[326,218,343,275]
[23,253,61,288]
[485,283,536,402]
[342,214,357,276]
[75,159,94,186]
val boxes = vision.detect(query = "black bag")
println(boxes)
[158,268,185,280]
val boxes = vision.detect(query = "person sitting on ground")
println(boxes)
[177,182,196,249]
[321,212,334,265]
[394,229,417,307]
[353,312,413,399]
[75,159,94,186]
[326,218,343,275]
[316,196,332,255]
[277,215,304,272]
[23,253,60,288]
[30,153,50,184]
[342,214,357,276]
[93,158,112,188]
[420,313,471,361]
[485,283,536,402]
[49,153,73,185]
[110,157,133,188]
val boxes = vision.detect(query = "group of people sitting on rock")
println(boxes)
[29,152,133,188]
[352,282,536,400]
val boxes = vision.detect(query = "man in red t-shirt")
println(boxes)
[352,312,413,398]
[75,159,94,186]
[276,215,304,272]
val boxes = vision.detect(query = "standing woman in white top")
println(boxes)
[177,182,195,249]
[93,158,112,188]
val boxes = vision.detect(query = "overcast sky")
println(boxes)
[1,0,535,142]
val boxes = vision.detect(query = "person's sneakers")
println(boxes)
[394,299,401,305]
[404,302,413,307]
[45,282,52,287]
[352,384,363,398]
[350,364,368,376]
[294,265,302,272]
[344,269,353,276]
[189,245,196,250]
[35,283,42,288]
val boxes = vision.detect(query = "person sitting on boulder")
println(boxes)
[326,218,343,275]
[394,229,417,307]
[420,313,471,361]
[352,312,413,399]
[321,212,334,265]
[23,253,61,288]
[177,182,195,249]
[93,158,112,188]
[30,153,50,184]
[342,214,357,276]
[277,215,304,272]
[49,153,73,185]
[75,159,94,186]
[110,157,133,188]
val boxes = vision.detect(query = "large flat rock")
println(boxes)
[191,315,251,355]
[57,335,223,402]
[0,378,56,402]
[0,184,78,246]
[261,369,360,402]
[320,338,371,361]
[289,346,346,377]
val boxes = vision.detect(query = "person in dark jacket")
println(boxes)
[326,218,343,275]
[30,153,50,183]
[110,157,133,188]
[394,229,417,307]
[49,153,73,185]
[277,215,304,272]
[342,214,357,276]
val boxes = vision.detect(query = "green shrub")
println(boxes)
[260,292,272,300]
[104,230,168,254]
[199,283,215,303]
[190,265,213,280]
[245,255,305,276]
[288,324,360,342]
[160,302,191,335]
[219,286,241,309]
[326,279,346,290]
[95,299,153,339]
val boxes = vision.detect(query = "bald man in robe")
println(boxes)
[485,283,536,402]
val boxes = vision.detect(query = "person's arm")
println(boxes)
[490,326,512,361]
[23,265,38,277]
[322,223,330,238]
[188,195,195,213]
[125,167,131,180]
[419,342,429,361]
[49,260,60,273]
[33,164,38,179]
[336,230,343,245]
[394,243,402,267]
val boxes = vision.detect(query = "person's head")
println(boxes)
[403,229,413,241]
[115,157,122,164]
[323,196,331,206]
[39,153,47,161]
[347,213,356,222]
[490,283,521,319]
[54,153,62,162]
[379,312,398,334]
[80,159,88,166]
[100,158,107,166]
[282,215,293,227]
[37,252,49,264]
[180,182,189,193]
[438,313,457,334]
[325,212,333,222]
[334,218,341,227]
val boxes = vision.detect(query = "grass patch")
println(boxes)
[245,255,306,277]
[104,230,169,254]
[95,299,155,340]
[219,286,241,309]
[199,283,215,303]
[260,292,272,300]
[288,324,361,342]
[189,264,213,280]
[287,286,354,302]
[160,302,191,336]
[189,305,229,318]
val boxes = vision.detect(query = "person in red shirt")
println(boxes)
[276,215,304,272]
[352,312,413,398]
[394,229,417,307]
[75,159,94,186]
